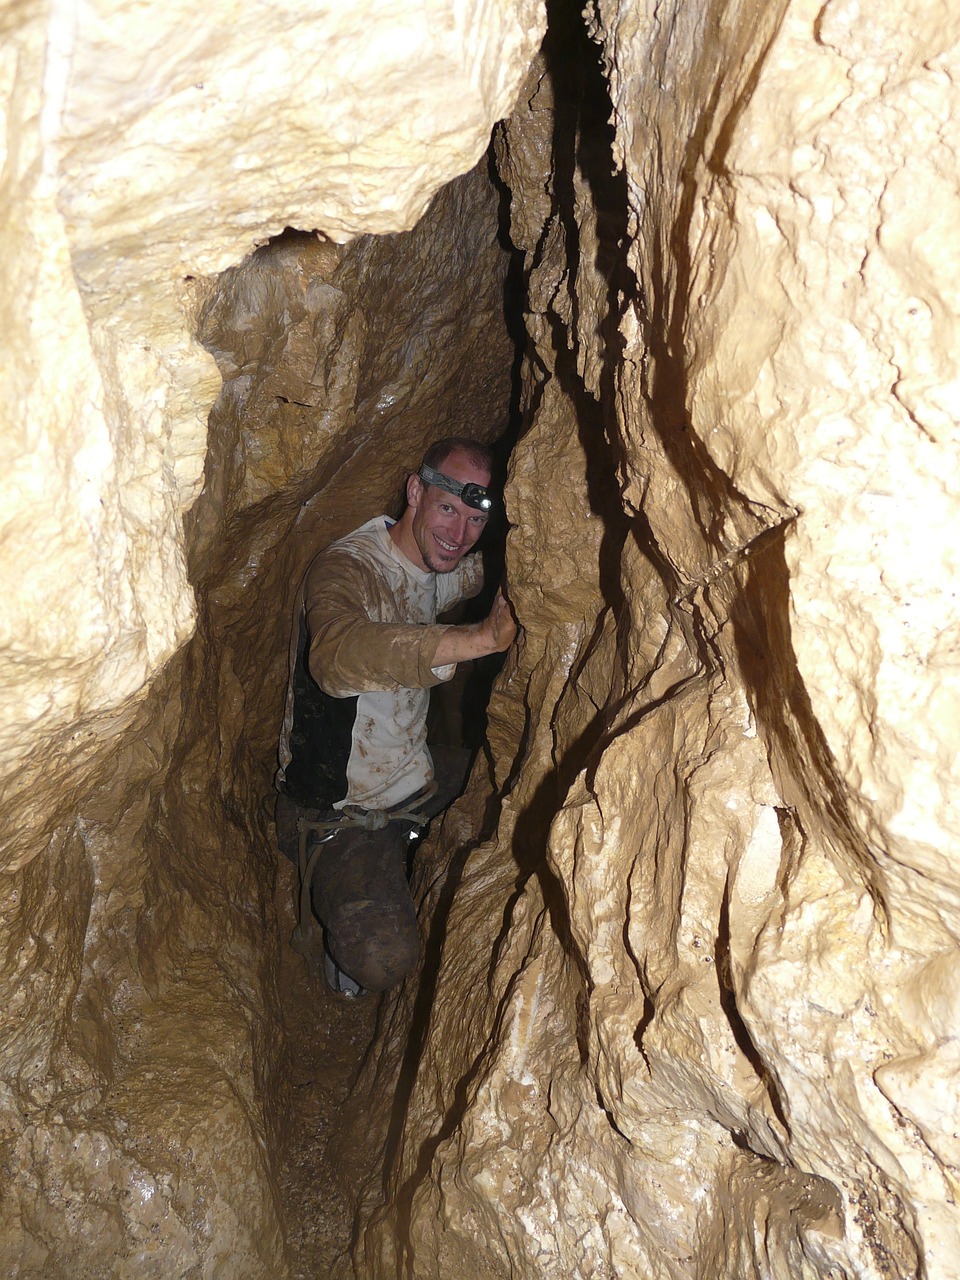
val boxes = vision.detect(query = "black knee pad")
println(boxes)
[312,822,420,991]
[327,902,420,992]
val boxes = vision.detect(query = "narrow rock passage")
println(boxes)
[185,161,516,1277]
[273,859,380,1279]
[2,0,957,1274]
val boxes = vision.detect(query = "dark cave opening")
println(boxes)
[187,145,525,1276]
[179,3,640,1269]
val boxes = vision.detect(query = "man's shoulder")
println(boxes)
[437,551,484,610]
[312,517,392,571]
[330,516,391,555]
[301,519,391,602]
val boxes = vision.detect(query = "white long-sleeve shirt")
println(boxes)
[277,517,483,811]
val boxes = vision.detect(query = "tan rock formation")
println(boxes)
[0,1,536,1273]
[362,2,960,1278]
[1,0,542,792]
[4,0,960,1276]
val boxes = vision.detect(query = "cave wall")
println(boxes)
[5,0,960,1275]
[0,1,538,1273]
[362,2,960,1278]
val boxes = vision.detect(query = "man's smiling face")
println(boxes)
[403,447,491,573]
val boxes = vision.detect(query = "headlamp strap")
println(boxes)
[418,464,493,512]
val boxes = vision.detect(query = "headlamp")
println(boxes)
[418,464,494,513]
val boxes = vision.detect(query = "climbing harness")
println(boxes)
[289,783,438,981]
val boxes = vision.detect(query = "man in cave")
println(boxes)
[274,437,517,997]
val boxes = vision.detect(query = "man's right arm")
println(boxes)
[306,558,516,697]
[430,589,517,666]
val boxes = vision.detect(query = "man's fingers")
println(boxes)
[490,591,518,650]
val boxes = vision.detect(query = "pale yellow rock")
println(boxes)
[0,0,543,814]
[1,1,531,1273]
[704,0,960,896]
[6,0,960,1274]
[363,0,960,1277]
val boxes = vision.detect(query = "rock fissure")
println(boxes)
[4,0,960,1276]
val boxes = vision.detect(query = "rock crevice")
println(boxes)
[4,0,960,1277]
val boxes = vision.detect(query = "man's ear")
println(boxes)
[406,472,424,509]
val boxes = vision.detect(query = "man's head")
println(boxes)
[391,438,494,574]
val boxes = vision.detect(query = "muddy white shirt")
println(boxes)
[277,517,483,812]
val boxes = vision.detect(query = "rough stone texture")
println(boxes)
[0,0,542,795]
[0,0,524,1265]
[361,2,960,1278]
[6,0,960,1276]
[0,161,513,1274]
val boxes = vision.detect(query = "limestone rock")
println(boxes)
[1,0,542,812]
[6,0,960,1275]
[0,0,522,1261]
[361,2,960,1278]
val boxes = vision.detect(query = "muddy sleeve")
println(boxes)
[304,557,453,697]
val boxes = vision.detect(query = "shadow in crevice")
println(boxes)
[495,0,639,1055]
[370,4,642,1271]
[728,534,890,916]
[715,885,790,1134]
[483,0,635,951]
[487,146,531,457]
[633,987,656,1065]
[543,0,634,612]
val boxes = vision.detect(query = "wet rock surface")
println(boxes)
[5,0,960,1277]
[2,111,513,1278]
[360,2,960,1278]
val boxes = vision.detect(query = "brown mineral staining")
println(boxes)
[4,0,960,1276]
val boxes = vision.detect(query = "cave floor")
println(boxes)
[274,862,380,1280]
